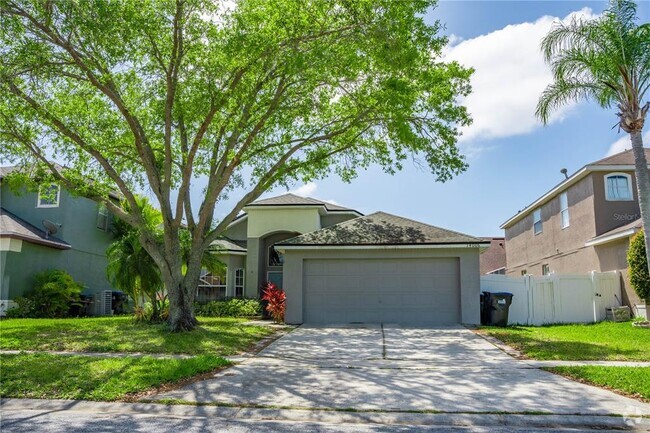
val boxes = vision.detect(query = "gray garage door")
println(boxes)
[303,257,460,325]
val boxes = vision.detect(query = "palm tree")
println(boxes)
[107,195,225,321]
[106,197,164,319]
[537,0,650,271]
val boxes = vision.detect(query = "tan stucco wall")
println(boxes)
[592,170,640,236]
[505,175,596,273]
[282,247,481,325]
[246,208,321,238]
[504,171,644,308]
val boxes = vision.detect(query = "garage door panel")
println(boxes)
[303,258,460,325]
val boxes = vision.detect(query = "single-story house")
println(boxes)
[216,194,489,325]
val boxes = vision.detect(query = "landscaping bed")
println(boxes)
[0,352,229,401]
[480,321,650,361]
[0,316,275,355]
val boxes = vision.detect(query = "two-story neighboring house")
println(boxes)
[0,166,116,312]
[500,149,650,308]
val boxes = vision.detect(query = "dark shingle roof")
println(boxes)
[586,218,642,245]
[0,208,70,249]
[591,148,650,166]
[277,212,486,246]
[210,237,247,253]
[248,193,356,212]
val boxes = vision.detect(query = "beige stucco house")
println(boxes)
[211,193,488,325]
[501,149,650,310]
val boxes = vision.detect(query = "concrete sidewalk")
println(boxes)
[2,398,649,431]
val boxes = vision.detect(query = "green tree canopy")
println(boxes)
[0,0,472,330]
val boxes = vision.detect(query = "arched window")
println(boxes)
[605,173,633,201]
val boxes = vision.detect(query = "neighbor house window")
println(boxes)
[533,208,542,235]
[560,192,569,229]
[235,268,245,298]
[37,184,60,208]
[542,264,550,276]
[96,204,109,231]
[605,173,633,201]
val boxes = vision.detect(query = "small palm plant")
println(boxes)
[537,0,650,268]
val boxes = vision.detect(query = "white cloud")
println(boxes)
[606,131,650,156]
[444,8,598,144]
[289,182,318,197]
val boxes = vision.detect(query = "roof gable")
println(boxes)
[277,212,485,246]
[247,193,357,212]
[590,148,650,166]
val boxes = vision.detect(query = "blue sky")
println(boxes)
[245,0,650,237]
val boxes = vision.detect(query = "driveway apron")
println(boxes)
[152,324,650,416]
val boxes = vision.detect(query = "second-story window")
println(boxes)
[533,208,542,235]
[560,192,569,229]
[605,173,633,201]
[37,184,60,208]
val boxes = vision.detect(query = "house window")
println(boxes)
[542,264,550,276]
[533,208,542,235]
[267,271,283,289]
[37,184,60,208]
[605,173,633,201]
[560,192,569,229]
[97,204,109,231]
[268,245,284,267]
[235,268,245,298]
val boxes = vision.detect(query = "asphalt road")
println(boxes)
[0,409,640,433]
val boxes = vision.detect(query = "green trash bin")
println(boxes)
[484,292,513,327]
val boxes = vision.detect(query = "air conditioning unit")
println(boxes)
[94,290,113,316]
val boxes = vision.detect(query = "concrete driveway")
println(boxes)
[153,324,650,416]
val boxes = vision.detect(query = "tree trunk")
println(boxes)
[629,131,650,276]
[167,276,198,332]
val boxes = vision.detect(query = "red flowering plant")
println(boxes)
[261,282,286,323]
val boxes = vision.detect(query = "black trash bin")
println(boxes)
[482,292,513,327]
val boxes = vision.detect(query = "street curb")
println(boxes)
[2,398,648,430]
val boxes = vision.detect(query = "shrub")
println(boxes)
[6,270,83,318]
[194,298,261,317]
[628,231,650,301]
[134,298,170,323]
[4,297,35,318]
[261,282,285,323]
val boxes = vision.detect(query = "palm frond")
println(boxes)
[537,79,603,124]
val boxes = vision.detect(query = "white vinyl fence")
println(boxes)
[480,271,622,325]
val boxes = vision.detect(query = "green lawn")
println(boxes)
[0,352,228,401]
[481,321,650,361]
[547,366,650,402]
[0,316,275,355]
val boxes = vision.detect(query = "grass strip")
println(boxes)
[0,353,229,401]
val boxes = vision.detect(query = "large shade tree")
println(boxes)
[537,0,650,271]
[0,0,472,331]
